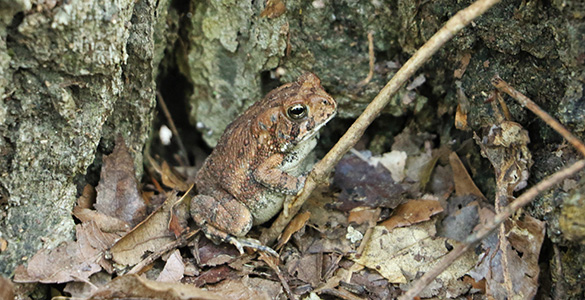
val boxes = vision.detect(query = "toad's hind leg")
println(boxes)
[190,194,278,256]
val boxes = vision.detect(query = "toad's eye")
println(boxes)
[286,104,308,120]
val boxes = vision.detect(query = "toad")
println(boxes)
[191,73,337,255]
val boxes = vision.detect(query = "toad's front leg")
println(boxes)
[190,194,277,256]
[252,153,307,195]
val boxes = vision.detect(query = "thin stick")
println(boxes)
[399,159,585,300]
[491,75,585,157]
[261,0,503,245]
[156,91,190,166]
[127,229,198,275]
[357,32,375,87]
[259,253,296,300]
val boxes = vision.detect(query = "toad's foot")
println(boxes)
[226,235,279,257]
[199,223,278,257]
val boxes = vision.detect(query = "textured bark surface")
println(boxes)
[0,0,584,296]
[0,0,175,275]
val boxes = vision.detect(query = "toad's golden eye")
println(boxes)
[286,104,308,120]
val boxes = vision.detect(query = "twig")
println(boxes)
[402,75,585,300]
[259,252,296,300]
[399,159,585,300]
[357,32,375,87]
[261,0,503,245]
[127,229,198,275]
[320,288,365,300]
[156,91,190,166]
[491,75,585,157]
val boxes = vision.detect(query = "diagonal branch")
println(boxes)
[261,0,503,246]
[492,75,585,157]
[399,159,585,300]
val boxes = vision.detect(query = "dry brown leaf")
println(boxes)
[196,237,239,267]
[161,161,191,192]
[463,275,486,294]
[157,249,185,283]
[169,200,190,238]
[438,197,480,241]
[474,121,532,194]
[109,193,180,266]
[333,153,407,211]
[455,103,469,131]
[380,199,443,231]
[304,186,347,230]
[348,208,380,226]
[286,253,322,287]
[191,265,235,287]
[259,0,286,18]
[72,206,130,233]
[14,224,103,284]
[453,52,471,79]
[354,222,477,298]
[475,216,545,300]
[79,221,121,272]
[0,276,14,300]
[276,211,311,250]
[63,272,112,299]
[206,276,281,300]
[77,184,96,209]
[0,237,7,252]
[369,150,407,182]
[87,274,218,300]
[449,152,485,199]
[95,137,146,227]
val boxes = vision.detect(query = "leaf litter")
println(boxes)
[11,123,547,299]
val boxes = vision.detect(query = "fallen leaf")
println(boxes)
[380,199,443,231]
[72,206,130,233]
[287,253,322,287]
[479,216,545,299]
[276,211,311,250]
[350,270,394,299]
[333,153,407,211]
[437,197,480,241]
[161,161,191,192]
[370,150,407,182]
[77,184,96,209]
[87,274,218,300]
[196,237,239,267]
[109,193,180,266]
[406,74,426,91]
[449,152,485,199]
[190,265,235,287]
[355,222,477,298]
[260,0,286,18]
[455,103,469,131]
[79,221,121,272]
[304,186,347,230]
[206,276,282,300]
[0,237,7,252]
[474,121,532,194]
[14,224,103,284]
[157,249,184,283]
[0,276,14,300]
[63,272,112,299]
[348,208,380,226]
[453,52,471,79]
[95,137,146,227]
[169,200,190,237]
